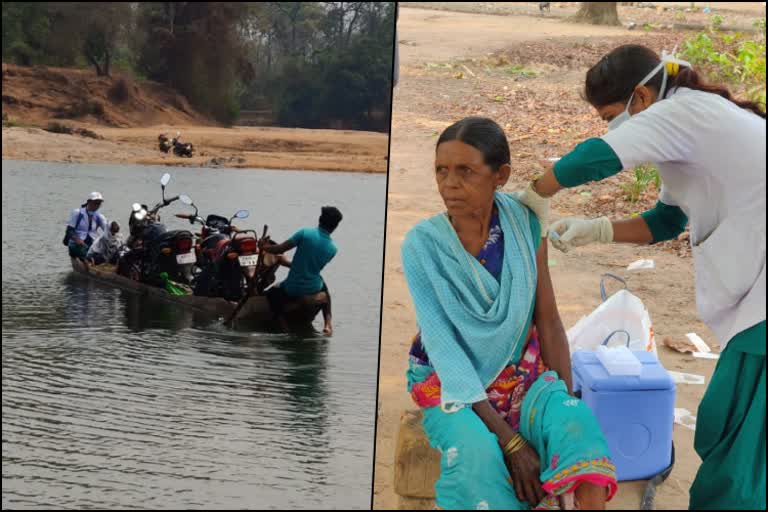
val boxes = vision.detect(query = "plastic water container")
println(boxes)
[572,350,675,481]
[597,345,642,376]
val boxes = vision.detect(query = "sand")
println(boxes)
[2,125,389,173]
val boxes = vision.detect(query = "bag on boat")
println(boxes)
[62,226,75,246]
[159,272,188,296]
[63,210,86,246]
[567,274,658,356]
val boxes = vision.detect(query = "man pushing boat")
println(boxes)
[261,206,343,335]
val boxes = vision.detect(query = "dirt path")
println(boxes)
[402,2,766,30]
[374,7,722,509]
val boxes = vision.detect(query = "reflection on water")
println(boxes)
[2,161,383,509]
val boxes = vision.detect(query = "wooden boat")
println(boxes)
[69,258,327,330]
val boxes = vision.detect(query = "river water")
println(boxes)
[2,161,385,509]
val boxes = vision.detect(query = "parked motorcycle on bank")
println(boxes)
[172,131,194,158]
[158,132,194,157]
[158,133,173,153]
[117,173,196,286]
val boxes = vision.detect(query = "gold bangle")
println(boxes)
[503,434,527,456]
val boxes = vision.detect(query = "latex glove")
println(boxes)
[512,183,550,236]
[549,217,613,253]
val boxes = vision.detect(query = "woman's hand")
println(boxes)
[504,442,546,507]
[512,183,550,235]
[549,216,613,253]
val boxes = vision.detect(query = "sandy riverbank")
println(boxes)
[1,125,389,173]
[2,63,389,173]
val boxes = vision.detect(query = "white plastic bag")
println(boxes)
[567,274,657,356]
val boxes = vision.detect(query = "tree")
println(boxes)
[2,2,52,65]
[136,2,249,124]
[573,2,621,26]
[46,2,131,76]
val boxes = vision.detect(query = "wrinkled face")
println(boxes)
[435,140,509,218]
[595,84,658,123]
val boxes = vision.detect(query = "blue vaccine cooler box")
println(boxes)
[572,350,675,481]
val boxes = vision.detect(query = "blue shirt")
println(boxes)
[281,227,337,296]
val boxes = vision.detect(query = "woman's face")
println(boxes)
[435,140,510,218]
[595,84,658,123]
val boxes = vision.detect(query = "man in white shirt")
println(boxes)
[66,191,108,260]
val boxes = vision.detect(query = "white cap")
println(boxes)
[87,191,104,202]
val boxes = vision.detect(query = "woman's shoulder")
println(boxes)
[496,192,541,245]
[402,214,447,254]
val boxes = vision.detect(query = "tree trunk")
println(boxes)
[104,50,111,77]
[573,2,621,25]
[86,53,105,76]
[345,5,361,47]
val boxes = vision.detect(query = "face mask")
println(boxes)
[607,48,691,132]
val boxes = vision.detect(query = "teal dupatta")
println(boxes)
[401,193,538,410]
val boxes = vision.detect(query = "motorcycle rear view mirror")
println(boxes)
[160,173,171,187]
[234,210,250,219]
[179,195,193,205]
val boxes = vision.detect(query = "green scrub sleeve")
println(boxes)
[553,138,623,188]
[640,200,689,243]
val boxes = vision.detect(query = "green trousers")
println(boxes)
[689,321,766,510]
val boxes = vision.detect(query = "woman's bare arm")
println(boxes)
[534,241,573,394]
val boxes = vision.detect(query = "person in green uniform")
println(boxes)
[515,44,766,510]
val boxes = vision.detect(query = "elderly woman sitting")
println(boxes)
[402,117,617,510]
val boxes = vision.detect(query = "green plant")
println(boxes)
[46,121,72,134]
[622,164,660,203]
[711,14,724,30]
[504,64,537,78]
[2,113,20,127]
[682,31,766,86]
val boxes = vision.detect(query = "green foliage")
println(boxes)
[260,2,395,131]
[622,164,660,203]
[710,14,724,30]
[2,2,51,65]
[2,2,396,129]
[504,65,537,78]
[681,28,766,111]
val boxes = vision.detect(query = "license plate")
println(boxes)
[176,252,196,265]
[238,254,259,267]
